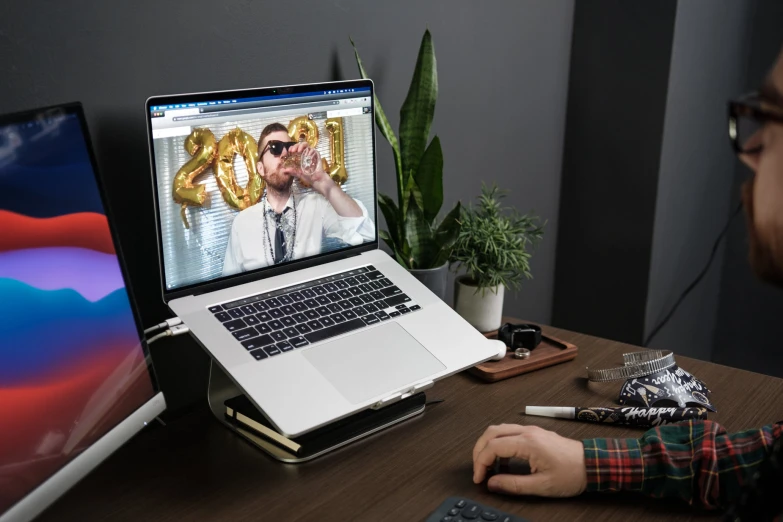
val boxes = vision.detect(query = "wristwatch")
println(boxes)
[498,323,542,350]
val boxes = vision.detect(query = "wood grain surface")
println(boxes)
[471,326,579,382]
[37,320,783,521]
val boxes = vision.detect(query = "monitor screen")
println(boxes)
[0,106,158,514]
[147,82,377,293]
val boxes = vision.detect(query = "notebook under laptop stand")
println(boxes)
[206,360,427,463]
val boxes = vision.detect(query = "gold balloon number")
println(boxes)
[287,115,348,185]
[172,128,217,229]
[172,118,348,228]
[287,116,319,148]
[215,129,263,211]
[324,117,348,185]
[172,128,263,228]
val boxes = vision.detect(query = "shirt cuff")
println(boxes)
[582,437,645,493]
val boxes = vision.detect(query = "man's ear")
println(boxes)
[257,160,265,178]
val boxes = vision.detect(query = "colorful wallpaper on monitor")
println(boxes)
[0,111,156,513]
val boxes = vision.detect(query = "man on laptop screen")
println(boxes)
[222,122,374,275]
[148,88,376,290]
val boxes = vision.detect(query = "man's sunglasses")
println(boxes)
[728,92,783,155]
[260,140,298,158]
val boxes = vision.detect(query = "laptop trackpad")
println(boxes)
[302,323,446,404]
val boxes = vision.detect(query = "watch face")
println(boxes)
[500,323,542,349]
[618,366,716,412]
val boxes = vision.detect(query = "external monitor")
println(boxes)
[0,103,166,522]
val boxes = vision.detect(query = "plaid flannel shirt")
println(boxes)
[583,420,783,510]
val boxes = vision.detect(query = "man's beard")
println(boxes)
[264,168,294,193]
[742,179,783,287]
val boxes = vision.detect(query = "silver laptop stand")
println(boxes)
[206,359,426,463]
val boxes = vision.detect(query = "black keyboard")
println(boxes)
[208,265,422,362]
[425,497,529,522]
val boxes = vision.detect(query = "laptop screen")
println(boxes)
[0,105,157,512]
[147,82,378,293]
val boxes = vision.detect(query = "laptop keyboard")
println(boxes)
[208,265,421,362]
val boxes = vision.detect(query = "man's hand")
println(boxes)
[472,424,587,497]
[284,142,362,218]
[284,142,333,196]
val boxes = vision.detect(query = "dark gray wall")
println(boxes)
[713,0,783,377]
[645,1,754,361]
[553,0,783,371]
[0,1,574,413]
[552,1,677,345]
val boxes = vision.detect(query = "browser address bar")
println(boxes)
[326,107,364,118]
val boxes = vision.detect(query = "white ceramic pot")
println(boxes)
[454,276,505,333]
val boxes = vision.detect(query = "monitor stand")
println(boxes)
[206,360,426,463]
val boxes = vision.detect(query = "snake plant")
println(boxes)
[352,30,461,270]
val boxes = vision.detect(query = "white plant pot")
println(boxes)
[454,277,505,333]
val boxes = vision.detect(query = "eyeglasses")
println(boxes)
[260,140,297,158]
[728,92,783,155]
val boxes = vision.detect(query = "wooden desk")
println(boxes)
[38,324,783,521]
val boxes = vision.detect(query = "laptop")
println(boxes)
[145,80,497,437]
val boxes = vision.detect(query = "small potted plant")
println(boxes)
[450,185,544,332]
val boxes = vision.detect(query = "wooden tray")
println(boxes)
[469,325,579,382]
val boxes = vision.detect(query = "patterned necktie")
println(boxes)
[273,210,288,263]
